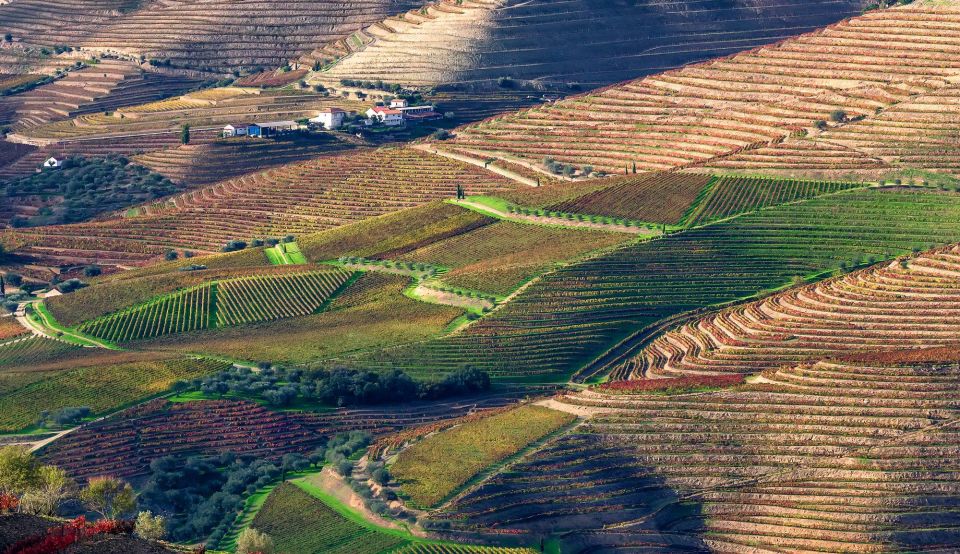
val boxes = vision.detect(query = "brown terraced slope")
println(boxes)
[622,244,960,380]
[440,1,960,177]
[0,0,421,73]
[463,356,960,552]
[311,0,864,88]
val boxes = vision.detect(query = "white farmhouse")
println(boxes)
[42,157,62,169]
[310,108,345,130]
[366,106,404,126]
[223,123,250,137]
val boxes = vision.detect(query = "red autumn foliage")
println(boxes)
[597,374,744,394]
[832,345,960,365]
[2,516,134,554]
[0,493,19,513]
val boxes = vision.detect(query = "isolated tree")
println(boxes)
[165,250,178,261]
[81,476,136,519]
[19,465,74,516]
[236,528,274,554]
[0,446,41,495]
[814,119,828,130]
[135,510,167,541]
[180,124,191,145]
[830,109,847,123]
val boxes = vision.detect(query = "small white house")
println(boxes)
[390,98,409,109]
[366,106,404,126]
[42,157,62,169]
[223,123,250,137]
[310,108,345,130]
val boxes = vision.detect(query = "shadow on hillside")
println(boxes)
[432,433,710,552]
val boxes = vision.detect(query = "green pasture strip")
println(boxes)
[265,246,284,265]
[284,242,308,264]
[265,242,306,265]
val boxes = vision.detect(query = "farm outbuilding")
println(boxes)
[248,120,298,138]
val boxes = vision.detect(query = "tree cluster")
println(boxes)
[139,430,369,545]
[187,365,490,408]
[138,453,282,544]
[4,155,180,227]
[339,79,402,93]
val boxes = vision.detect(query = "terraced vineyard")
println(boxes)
[3,148,516,266]
[78,284,214,343]
[817,84,960,177]
[41,399,327,481]
[683,175,868,226]
[19,88,364,141]
[398,221,631,295]
[143,273,462,366]
[624,243,960,380]
[216,270,351,326]
[391,405,575,508]
[438,357,960,551]
[442,3,960,175]
[395,546,536,554]
[312,0,862,87]
[0,357,229,432]
[0,59,200,129]
[76,268,352,343]
[551,173,713,225]
[345,188,960,379]
[298,202,494,262]
[0,336,81,370]
[133,135,358,186]
[0,317,27,342]
[0,0,421,73]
